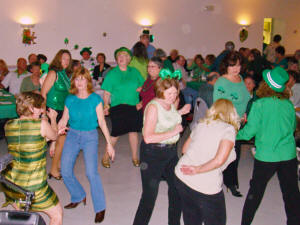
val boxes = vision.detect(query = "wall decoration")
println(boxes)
[22,29,36,45]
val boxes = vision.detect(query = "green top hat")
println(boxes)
[262,66,289,92]
[80,47,92,56]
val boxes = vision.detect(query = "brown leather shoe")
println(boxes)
[64,197,86,209]
[95,210,105,223]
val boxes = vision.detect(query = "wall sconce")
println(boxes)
[20,17,37,45]
[238,21,250,43]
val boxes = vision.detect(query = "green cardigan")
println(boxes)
[237,97,296,162]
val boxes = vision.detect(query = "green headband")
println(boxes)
[159,68,182,80]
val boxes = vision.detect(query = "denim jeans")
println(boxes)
[133,141,181,225]
[182,87,199,107]
[175,176,226,225]
[61,128,106,213]
[241,158,300,225]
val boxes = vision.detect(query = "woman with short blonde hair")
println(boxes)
[175,99,239,225]
[2,92,63,225]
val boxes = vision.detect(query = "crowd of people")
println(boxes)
[0,33,300,225]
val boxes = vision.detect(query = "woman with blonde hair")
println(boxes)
[1,92,63,225]
[175,99,240,225]
[58,68,115,223]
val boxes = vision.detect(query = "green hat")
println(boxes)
[114,47,132,59]
[262,67,289,92]
[80,47,92,56]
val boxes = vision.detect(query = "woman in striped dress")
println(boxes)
[1,92,63,225]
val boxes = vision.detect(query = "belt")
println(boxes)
[143,141,177,149]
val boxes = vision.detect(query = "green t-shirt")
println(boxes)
[101,66,144,107]
[237,97,296,162]
[213,76,251,117]
[20,76,40,93]
[129,56,148,80]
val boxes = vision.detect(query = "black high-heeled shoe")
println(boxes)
[227,185,243,197]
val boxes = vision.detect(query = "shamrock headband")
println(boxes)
[159,68,182,80]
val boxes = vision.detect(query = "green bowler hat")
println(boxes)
[262,66,289,92]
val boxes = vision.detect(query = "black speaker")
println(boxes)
[0,210,46,225]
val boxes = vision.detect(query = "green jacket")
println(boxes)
[237,97,296,162]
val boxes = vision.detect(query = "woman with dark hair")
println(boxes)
[59,68,114,223]
[2,92,62,225]
[129,42,148,80]
[187,54,209,80]
[138,56,163,112]
[92,53,111,82]
[41,49,72,180]
[238,67,300,225]
[133,70,190,225]
[213,51,250,197]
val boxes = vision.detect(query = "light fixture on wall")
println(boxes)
[238,20,251,43]
[20,16,37,45]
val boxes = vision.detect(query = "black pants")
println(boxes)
[133,141,181,225]
[175,176,226,225]
[241,158,300,225]
[223,140,242,188]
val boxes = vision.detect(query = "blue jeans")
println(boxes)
[61,128,106,213]
[182,87,199,107]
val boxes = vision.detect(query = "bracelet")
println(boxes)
[104,104,110,110]
[41,114,48,119]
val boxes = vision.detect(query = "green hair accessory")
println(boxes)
[159,68,182,80]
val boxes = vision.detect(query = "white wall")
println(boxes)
[0,0,299,65]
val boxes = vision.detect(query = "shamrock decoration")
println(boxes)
[64,38,69,45]
[159,68,182,80]
[74,44,79,50]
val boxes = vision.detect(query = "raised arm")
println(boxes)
[143,104,183,144]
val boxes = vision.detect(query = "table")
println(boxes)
[0,89,17,119]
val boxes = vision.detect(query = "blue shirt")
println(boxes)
[65,93,104,131]
[147,44,156,59]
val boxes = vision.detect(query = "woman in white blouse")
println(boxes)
[175,99,240,225]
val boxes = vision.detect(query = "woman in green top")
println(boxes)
[213,51,251,197]
[2,92,62,225]
[187,54,210,80]
[41,49,72,180]
[129,41,148,80]
[237,67,300,225]
[101,47,145,168]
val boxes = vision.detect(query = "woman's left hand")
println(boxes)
[180,165,199,175]
[136,87,142,92]
[106,144,115,161]
[178,104,191,115]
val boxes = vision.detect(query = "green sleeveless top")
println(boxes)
[2,119,58,211]
[143,100,182,144]
[46,70,70,110]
